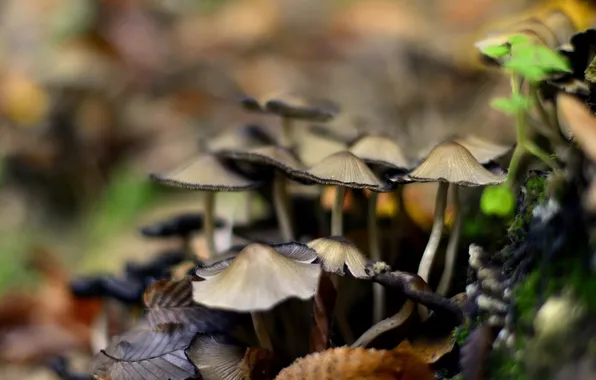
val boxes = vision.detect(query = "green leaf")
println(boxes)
[508,34,531,46]
[480,185,516,217]
[533,45,571,73]
[491,94,530,115]
[503,57,547,81]
[480,44,510,59]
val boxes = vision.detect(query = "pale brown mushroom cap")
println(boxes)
[150,154,260,191]
[557,93,596,162]
[296,131,347,168]
[306,236,368,278]
[404,141,506,186]
[349,135,411,169]
[293,151,384,189]
[454,136,513,164]
[192,243,321,312]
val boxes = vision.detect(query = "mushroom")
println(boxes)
[150,155,260,259]
[217,145,306,241]
[391,141,505,292]
[307,236,368,280]
[348,134,411,322]
[238,92,338,149]
[292,151,385,236]
[192,242,320,350]
[140,213,225,258]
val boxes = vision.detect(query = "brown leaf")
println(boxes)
[309,273,337,352]
[143,278,245,334]
[92,324,197,380]
[275,345,435,380]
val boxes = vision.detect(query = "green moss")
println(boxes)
[453,323,471,346]
[507,175,547,243]
[489,345,527,380]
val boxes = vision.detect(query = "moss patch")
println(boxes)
[507,174,547,243]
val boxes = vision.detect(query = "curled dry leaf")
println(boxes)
[274,345,434,380]
[92,324,197,380]
[460,324,493,380]
[143,279,245,334]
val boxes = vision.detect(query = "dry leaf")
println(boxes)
[309,273,337,352]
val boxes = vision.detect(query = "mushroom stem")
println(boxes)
[417,181,449,284]
[351,299,414,348]
[331,187,346,236]
[273,171,294,241]
[436,185,462,296]
[368,191,384,323]
[281,117,293,148]
[330,273,355,344]
[204,192,217,259]
[251,311,273,351]
[389,186,405,264]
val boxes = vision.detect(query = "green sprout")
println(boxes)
[480,34,570,215]
[480,184,516,217]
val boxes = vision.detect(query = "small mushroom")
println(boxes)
[192,242,320,350]
[454,135,514,164]
[186,334,277,380]
[238,92,338,148]
[150,154,260,259]
[217,145,306,241]
[140,213,225,256]
[391,141,505,292]
[306,236,368,279]
[349,134,411,323]
[293,151,385,236]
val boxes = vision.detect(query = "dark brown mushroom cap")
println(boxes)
[291,151,385,189]
[238,93,338,122]
[217,145,306,174]
[140,213,225,238]
[150,154,261,191]
[306,236,368,278]
[348,135,411,169]
[192,243,321,311]
[396,142,506,186]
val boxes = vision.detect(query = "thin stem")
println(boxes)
[281,117,293,148]
[524,140,560,170]
[368,192,384,323]
[388,186,405,264]
[417,181,449,283]
[251,312,273,351]
[352,300,414,347]
[273,171,294,241]
[529,84,562,144]
[204,192,217,259]
[331,187,346,236]
[330,273,355,344]
[436,185,462,296]
[504,143,525,188]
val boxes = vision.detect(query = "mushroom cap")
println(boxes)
[453,136,513,164]
[239,93,337,122]
[293,151,384,189]
[150,154,260,191]
[140,213,225,238]
[207,124,275,152]
[192,243,321,312]
[296,131,347,168]
[306,236,368,278]
[349,135,410,169]
[218,145,306,174]
[402,142,506,186]
[557,93,596,162]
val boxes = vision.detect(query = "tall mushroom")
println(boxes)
[235,93,338,242]
[193,242,320,351]
[292,151,385,236]
[217,145,305,241]
[391,141,505,293]
[150,155,260,259]
[348,134,411,322]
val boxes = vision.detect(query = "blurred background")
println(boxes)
[0,0,540,377]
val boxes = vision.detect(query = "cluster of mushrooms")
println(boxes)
[85,89,517,380]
